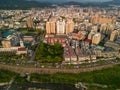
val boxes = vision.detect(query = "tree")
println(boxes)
[35,42,63,63]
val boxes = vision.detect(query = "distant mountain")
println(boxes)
[60,0,120,7]
[107,0,120,5]
[60,1,106,7]
[29,0,113,3]
[0,0,120,10]
[0,0,51,10]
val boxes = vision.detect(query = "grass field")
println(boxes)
[30,64,120,90]
[0,64,120,90]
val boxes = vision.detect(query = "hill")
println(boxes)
[0,0,51,10]
[0,0,120,9]
[61,0,120,7]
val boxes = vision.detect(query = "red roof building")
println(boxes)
[71,33,85,40]
[85,39,92,44]
[17,47,27,55]
[44,37,66,47]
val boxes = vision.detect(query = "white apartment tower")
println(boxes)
[56,19,65,35]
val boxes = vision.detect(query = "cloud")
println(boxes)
[35,0,113,2]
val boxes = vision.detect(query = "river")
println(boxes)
[0,82,80,90]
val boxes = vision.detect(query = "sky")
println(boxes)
[33,0,113,2]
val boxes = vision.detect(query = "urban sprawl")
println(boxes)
[0,6,120,66]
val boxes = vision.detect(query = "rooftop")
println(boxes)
[18,47,26,51]
[85,39,92,43]
[2,30,21,38]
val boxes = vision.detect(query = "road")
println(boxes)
[0,62,120,74]
[30,42,40,61]
[30,33,44,61]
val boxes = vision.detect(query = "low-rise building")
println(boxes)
[69,46,77,62]
[70,33,85,40]
[104,41,120,51]
[44,37,66,47]
[0,47,19,54]
[94,49,120,58]
[23,36,34,42]
[75,47,86,64]
[64,45,77,63]
[17,47,27,55]
[64,45,71,62]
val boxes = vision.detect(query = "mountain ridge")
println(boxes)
[0,0,51,9]
[0,0,119,9]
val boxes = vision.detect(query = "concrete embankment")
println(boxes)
[0,82,9,86]
[0,63,120,74]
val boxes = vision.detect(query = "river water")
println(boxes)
[0,82,80,90]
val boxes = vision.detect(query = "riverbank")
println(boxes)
[30,64,120,90]
[0,82,9,86]
[0,64,120,90]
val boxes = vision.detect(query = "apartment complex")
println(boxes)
[46,19,74,35]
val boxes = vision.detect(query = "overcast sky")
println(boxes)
[34,0,113,2]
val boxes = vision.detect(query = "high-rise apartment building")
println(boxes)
[46,22,51,34]
[88,31,96,40]
[100,24,115,35]
[46,18,74,35]
[46,18,56,34]
[91,25,98,32]
[100,24,108,34]
[56,19,65,35]
[26,17,34,28]
[66,20,74,34]
[50,21,56,34]
[110,30,119,41]
[92,33,101,45]
[91,16,116,24]
[107,24,115,35]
